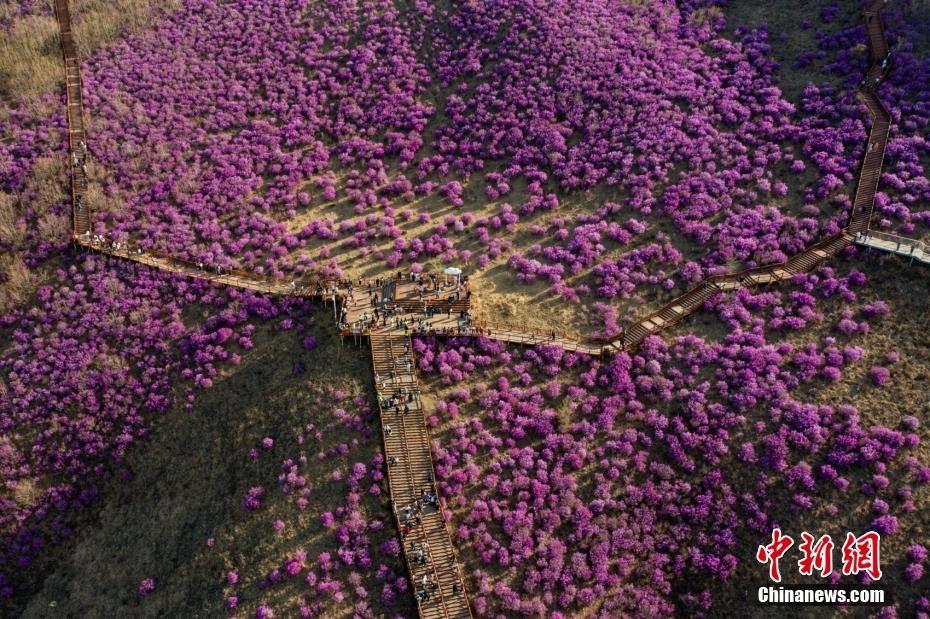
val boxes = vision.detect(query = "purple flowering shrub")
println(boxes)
[0,0,920,317]
[413,265,930,615]
[137,577,156,597]
[0,255,316,598]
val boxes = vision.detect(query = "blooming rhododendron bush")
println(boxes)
[0,254,321,603]
[9,332,412,617]
[60,0,927,331]
[415,259,930,616]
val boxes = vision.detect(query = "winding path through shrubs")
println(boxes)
[54,0,895,356]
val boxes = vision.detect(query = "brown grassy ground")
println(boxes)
[0,154,67,313]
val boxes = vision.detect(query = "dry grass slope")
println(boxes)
[1,0,181,313]
[0,0,180,103]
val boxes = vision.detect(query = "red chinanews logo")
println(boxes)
[756,529,881,582]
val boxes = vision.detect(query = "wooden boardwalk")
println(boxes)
[609,0,894,352]
[54,0,91,237]
[45,1,901,616]
[75,236,343,297]
[371,332,472,619]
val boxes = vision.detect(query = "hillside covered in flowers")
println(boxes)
[0,0,929,616]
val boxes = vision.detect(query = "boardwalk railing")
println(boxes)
[856,230,930,265]
[371,333,472,619]
[75,235,352,296]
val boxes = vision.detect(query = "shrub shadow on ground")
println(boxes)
[16,322,411,618]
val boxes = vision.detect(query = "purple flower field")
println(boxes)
[415,262,929,615]
[1,0,929,616]
[71,0,930,311]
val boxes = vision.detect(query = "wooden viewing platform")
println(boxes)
[856,230,930,265]
[48,1,899,616]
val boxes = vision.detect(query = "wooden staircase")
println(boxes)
[54,0,92,237]
[371,332,472,619]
